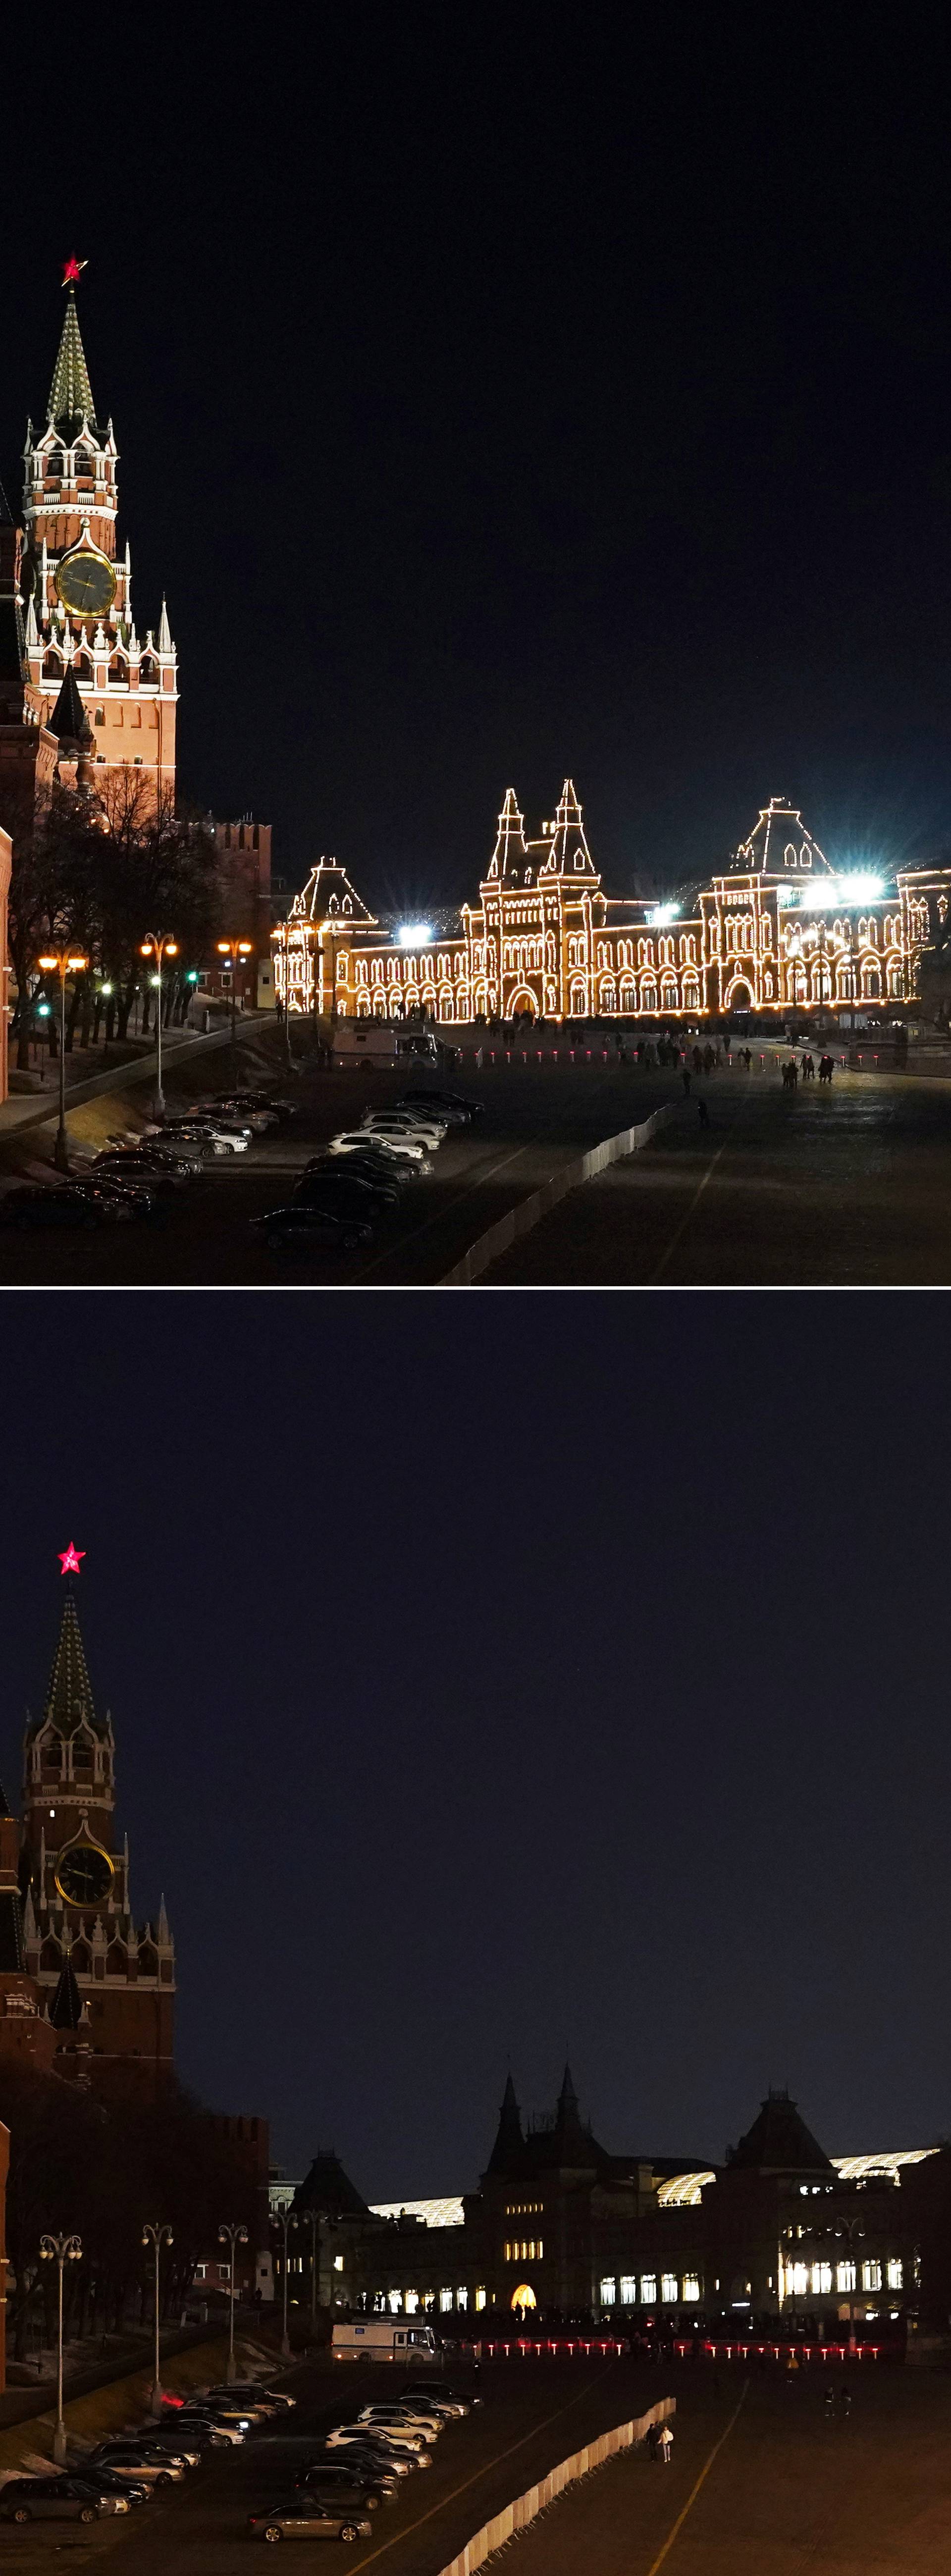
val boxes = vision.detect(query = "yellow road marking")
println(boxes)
[642,2379,749,2576]
[347,2365,613,2571]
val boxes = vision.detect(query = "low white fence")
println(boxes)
[440,1104,677,1286]
[435,2395,676,2576]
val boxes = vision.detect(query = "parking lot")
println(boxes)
[0,1038,684,1287]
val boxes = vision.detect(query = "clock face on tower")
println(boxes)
[54,547,116,619]
[54,1836,114,1907]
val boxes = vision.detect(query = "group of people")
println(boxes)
[781,1053,836,1088]
[646,2419,675,2465]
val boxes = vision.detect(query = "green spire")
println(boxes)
[36,1590,104,1741]
[48,288,96,429]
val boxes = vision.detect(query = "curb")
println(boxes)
[440,1104,678,1286]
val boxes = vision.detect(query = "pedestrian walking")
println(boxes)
[823,2385,835,2418]
[698,1098,710,1127]
[646,2423,659,2462]
[658,2423,674,2466]
[840,2386,851,2418]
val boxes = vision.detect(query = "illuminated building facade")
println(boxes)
[274,2073,951,2340]
[274,788,949,1028]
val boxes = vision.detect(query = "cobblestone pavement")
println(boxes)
[486,1067,951,1286]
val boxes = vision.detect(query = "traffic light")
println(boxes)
[186,969,200,985]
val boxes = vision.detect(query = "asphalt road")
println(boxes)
[6,2352,673,2576]
[0,1045,681,1289]
[486,1064,951,1287]
[7,2355,950,2573]
[490,2361,951,2576]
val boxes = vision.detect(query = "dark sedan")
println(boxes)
[296,2463,394,2509]
[249,2498,372,2543]
[252,1204,375,1253]
[92,1149,193,1191]
[0,1184,108,1230]
[302,1156,402,1202]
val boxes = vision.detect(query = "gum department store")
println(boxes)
[274,783,950,1029]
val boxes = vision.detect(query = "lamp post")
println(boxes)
[291,2208,323,2335]
[218,2223,248,2384]
[273,926,294,1068]
[36,947,90,1173]
[138,933,179,1116]
[216,937,254,1068]
[39,2231,82,2462]
[271,2206,294,2359]
[142,2221,173,2416]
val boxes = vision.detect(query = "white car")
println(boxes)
[362,1113,446,1149]
[329,1131,430,1168]
[144,1122,250,1156]
[359,2406,444,2438]
[327,2423,430,2460]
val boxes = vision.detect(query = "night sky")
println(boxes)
[5,1296,950,2196]
[3,11,950,908]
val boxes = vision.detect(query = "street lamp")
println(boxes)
[218,2222,248,2385]
[142,2221,173,2416]
[138,934,178,1116]
[291,2208,323,2336]
[216,937,254,1068]
[36,948,90,1173]
[271,2205,294,2359]
[39,2231,82,2462]
[274,927,294,1069]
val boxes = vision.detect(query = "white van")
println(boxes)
[332,2319,438,2363]
[330,1024,438,1069]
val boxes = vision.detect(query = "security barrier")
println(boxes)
[434,2397,676,2576]
[441,1103,677,1287]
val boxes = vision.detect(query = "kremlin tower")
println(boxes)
[0,1552,175,2097]
[5,265,178,816]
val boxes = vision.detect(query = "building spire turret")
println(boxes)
[48,288,96,431]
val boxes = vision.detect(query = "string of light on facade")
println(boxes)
[273,793,946,1026]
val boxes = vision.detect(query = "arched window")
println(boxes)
[43,651,62,681]
[109,656,128,683]
[641,977,658,1011]
[70,1941,92,1975]
[139,658,158,685]
[72,1732,95,1778]
[74,653,93,681]
[42,1734,63,1776]
[620,982,636,1012]
[138,1944,158,1977]
[106,1942,126,1978]
[784,843,798,867]
[40,1940,61,1973]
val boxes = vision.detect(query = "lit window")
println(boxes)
[683,2275,700,2303]
[475,2288,486,2312]
[440,2288,453,2312]
[887,2259,903,2291]
[600,2278,616,2306]
[536,2240,543,2260]
[456,2288,468,2310]
[405,2291,419,2313]
[388,2291,402,2313]
[620,2276,636,2305]
[333,2255,344,2272]
[661,2274,678,2304]
[862,2261,882,2293]
[837,2261,856,2294]
[790,2263,808,2296]
[640,2275,657,2305]
[504,2242,511,2261]
[811,2263,832,2295]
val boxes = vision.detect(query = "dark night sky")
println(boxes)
[4,1295,951,2196]
[2,9,951,909]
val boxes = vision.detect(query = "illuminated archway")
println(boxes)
[508,987,537,1021]
[511,2283,536,2313]
[726,978,753,1008]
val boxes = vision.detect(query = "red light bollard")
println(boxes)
[521,1049,527,1065]
[602,1047,608,1062]
[552,1048,558,1062]
[536,1049,542,1063]
[488,1050,495,1064]
[585,1048,591,1061]
[569,1048,575,1063]
[505,1049,511,1064]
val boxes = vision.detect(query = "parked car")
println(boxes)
[154,2412,234,2447]
[248,2498,373,2543]
[92,1149,194,1188]
[65,2463,151,2504]
[0,1184,107,1231]
[405,2383,474,2414]
[146,1119,250,1155]
[0,2476,110,2523]
[127,2427,203,2464]
[308,2438,413,2478]
[89,2444,185,2485]
[208,1092,298,1123]
[252,1204,375,1253]
[202,2381,295,2411]
[189,1096,276,1131]
[359,2404,444,2438]
[302,1156,402,1202]
[296,2464,393,2509]
[362,1112,447,1149]
[329,1131,430,1168]
[293,1175,394,1216]
[68,1174,157,1216]
[397,1091,483,1121]
[326,2422,431,2463]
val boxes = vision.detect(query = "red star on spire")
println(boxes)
[58,1543,86,1576]
[61,257,87,287]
